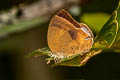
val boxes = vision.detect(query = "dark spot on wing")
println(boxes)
[68,30,77,40]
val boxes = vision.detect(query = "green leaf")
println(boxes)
[116,2,120,42]
[25,47,51,58]
[52,49,102,67]
[80,13,110,34]
[27,47,102,67]
[0,18,47,37]
[95,11,118,48]
[112,2,120,49]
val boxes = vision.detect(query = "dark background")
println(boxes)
[0,0,120,80]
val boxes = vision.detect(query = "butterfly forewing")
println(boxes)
[47,9,93,58]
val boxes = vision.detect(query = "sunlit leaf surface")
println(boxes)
[81,13,110,34]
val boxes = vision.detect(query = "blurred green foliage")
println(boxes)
[0,18,47,37]
[80,13,110,34]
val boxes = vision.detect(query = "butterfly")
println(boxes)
[47,9,93,62]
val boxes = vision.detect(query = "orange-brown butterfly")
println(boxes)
[47,9,93,62]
